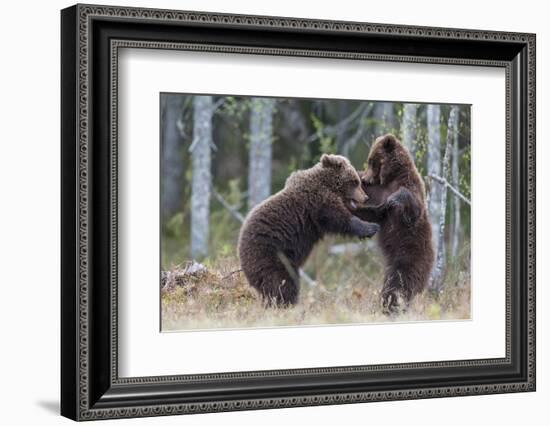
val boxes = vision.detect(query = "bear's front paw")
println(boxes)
[350,216,380,239]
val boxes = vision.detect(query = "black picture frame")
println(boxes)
[61,4,536,421]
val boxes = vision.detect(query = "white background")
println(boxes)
[119,49,505,377]
[0,0,547,425]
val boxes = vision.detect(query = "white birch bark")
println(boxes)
[373,103,385,136]
[190,95,213,259]
[248,98,275,210]
[427,104,442,256]
[401,103,418,155]
[451,114,461,258]
[335,102,350,154]
[371,102,396,138]
[431,106,459,291]
[381,102,395,132]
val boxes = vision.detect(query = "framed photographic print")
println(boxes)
[61,3,536,421]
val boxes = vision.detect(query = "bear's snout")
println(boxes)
[350,186,369,207]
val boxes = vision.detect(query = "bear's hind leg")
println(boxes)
[381,267,412,315]
[258,263,299,307]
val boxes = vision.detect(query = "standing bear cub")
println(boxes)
[352,134,434,313]
[238,154,380,306]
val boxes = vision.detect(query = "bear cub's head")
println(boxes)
[362,133,413,187]
[319,154,369,210]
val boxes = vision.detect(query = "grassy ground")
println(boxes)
[161,237,471,331]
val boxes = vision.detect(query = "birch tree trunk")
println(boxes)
[335,102,350,154]
[431,106,459,291]
[248,98,275,210]
[379,102,395,133]
[401,103,418,155]
[190,95,213,259]
[451,113,461,258]
[427,104,442,257]
[161,95,184,218]
[373,103,385,137]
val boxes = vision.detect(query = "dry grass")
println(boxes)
[161,237,471,332]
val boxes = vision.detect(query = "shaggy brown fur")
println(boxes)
[353,134,434,313]
[238,154,380,306]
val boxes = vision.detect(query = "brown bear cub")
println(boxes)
[238,154,380,306]
[352,134,434,313]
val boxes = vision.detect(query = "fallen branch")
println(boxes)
[221,269,243,281]
[212,98,225,112]
[428,174,471,206]
[212,189,245,223]
[299,269,317,287]
[328,241,377,256]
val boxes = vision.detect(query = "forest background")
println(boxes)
[160,94,471,331]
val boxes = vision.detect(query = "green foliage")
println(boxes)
[426,303,442,320]
[165,212,184,239]
[319,136,336,156]
[287,156,298,176]
[459,144,471,199]
[413,124,429,177]
[299,138,312,167]
[208,181,243,262]
[310,112,336,160]
[226,178,243,205]
[220,96,250,120]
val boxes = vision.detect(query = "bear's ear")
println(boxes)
[321,154,343,169]
[381,134,398,153]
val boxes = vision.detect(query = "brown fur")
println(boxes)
[353,134,434,313]
[238,154,379,306]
